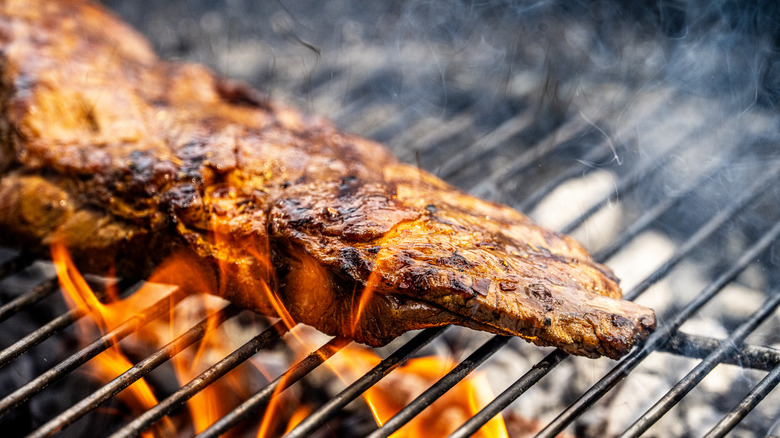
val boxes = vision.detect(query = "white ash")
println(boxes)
[606,231,677,293]
[530,169,622,252]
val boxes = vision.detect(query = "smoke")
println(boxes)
[96,2,780,433]
[99,0,780,286]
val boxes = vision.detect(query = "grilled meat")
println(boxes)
[0,0,654,358]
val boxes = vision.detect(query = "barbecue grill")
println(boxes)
[1,1,779,436]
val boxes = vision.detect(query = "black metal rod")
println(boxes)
[411,113,482,160]
[622,163,779,301]
[558,127,708,235]
[433,106,537,179]
[548,108,739,238]
[469,118,596,198]
[593,149,734,261]
[659,332,780,371]
[620,285,780,437]
[0,290,182,417]
[0,252,34,280]
[196,336,351,438]
[516,90,675,213]
[0,277,59,324]
[0,307,82,370]
[473,85,677,203]
[451,217,780,438]
[704,364,780,438]
[535,220,780,438]
[368,335,511,438]
[0,280,142,369]
[363,109,418,143]
[334,98,394,135]
[285,326,447,438]
[108,320,289,438]
[448,349,568,438]
[516,144,615,212]
[396,111,479,164]
[28,305,241,438]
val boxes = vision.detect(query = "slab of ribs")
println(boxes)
[0,0,654,358]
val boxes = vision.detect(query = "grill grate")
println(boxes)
[2,1,780,436]
[1,145,778,436]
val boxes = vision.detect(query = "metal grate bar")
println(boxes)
[704,363,780,437]
[196,336,351,438]
[0,307,81,369]
[0,279,139,369]
[393,116,467,163]
[285,326,447,438]
[29,304,241,438]
[0,288,182,417]
[535,219,780,438]
[593,148,736,261]
[623,163,779,301]
[516,96,674,211]
[109,320,289,438]
[362,107,420,143]
[516,144,616,212]
[469,119,601,201]
[435,104,540,179]
[398,111,478,164]
[0,277,58,325]
[368,335,511,438]
[621,285,780,437]
[449,347,568,438]
[337,101,399,136]
[517,108,713,217]
[558,120,717,235]
[659,332,780,371]
[469,87,675,201]
[449,169,780,438]
[449,331,780,438]
[0,252,35,280]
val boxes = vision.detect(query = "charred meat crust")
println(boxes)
[0,0,655,359]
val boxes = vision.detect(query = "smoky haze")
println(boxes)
[80,1,780,434]
[101,0,780,282]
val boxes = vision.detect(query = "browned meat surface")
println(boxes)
[0,0,654,358]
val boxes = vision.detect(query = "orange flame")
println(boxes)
[52,241,277,436]
[327,345,508,438]
[145,252,263,435]
[283,404,313,435]
[50,211,507,438]
[167,295,230,434]
[371,357,508,438]
[51,242,174,437]
[255,325,317,438]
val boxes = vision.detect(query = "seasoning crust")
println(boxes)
[0,0,654,358]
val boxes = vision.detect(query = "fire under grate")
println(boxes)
[2,1,780,437]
